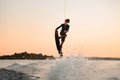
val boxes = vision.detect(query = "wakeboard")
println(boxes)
[55,30,63,57]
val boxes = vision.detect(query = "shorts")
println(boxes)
[60,33,67,42]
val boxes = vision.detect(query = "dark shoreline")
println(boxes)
[85,57,120,61]
[0,57,120,61]
[0,52,120,60]
[0,51,55,60]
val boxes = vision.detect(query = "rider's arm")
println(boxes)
[56,24,63,30]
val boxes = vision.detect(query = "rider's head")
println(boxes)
[65,19,70,23]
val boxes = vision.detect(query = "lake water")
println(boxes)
[0,57,120,80]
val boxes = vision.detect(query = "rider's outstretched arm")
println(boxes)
[56,24,62,30]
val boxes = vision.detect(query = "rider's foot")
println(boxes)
[58,50,63,57]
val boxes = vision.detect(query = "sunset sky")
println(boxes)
[0,0,120,57]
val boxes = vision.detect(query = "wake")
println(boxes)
[47,56,88,80]
[47,56,120,80]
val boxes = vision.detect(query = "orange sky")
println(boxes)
[0,0,120,57]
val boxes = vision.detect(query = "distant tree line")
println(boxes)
[0,51,55,60]
[86,57,120,60]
